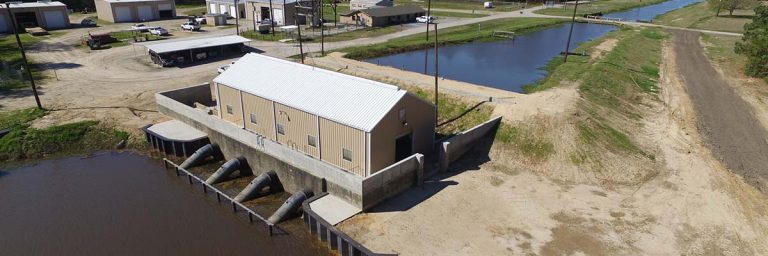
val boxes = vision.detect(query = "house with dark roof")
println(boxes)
[340,5,425,27]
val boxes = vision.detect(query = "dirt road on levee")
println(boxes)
[672,30,768,193]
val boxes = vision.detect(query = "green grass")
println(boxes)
[323,4,351,23]
[241,30,297,42]
[324,26,402,42]
[399,0,524,12]
[0,33,53,91]
[0,108,130,163]
[430,10,488,18]
[534,0,668,17]
[495,123,555,162]
[654,1,754,33]
[340,18,567,59]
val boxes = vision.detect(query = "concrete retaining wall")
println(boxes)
[361,154,423,210]
[439,116,502,171]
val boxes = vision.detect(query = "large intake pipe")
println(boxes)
[205,157,246,184]
[234,171,278,202]
[268,189,314,224]
[179,144,220,169]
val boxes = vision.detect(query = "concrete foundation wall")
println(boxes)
[361,154,423,210]
[439,116,502,171]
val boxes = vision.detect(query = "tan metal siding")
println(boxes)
[218,84,244,127]
[369,93,435,174]
[274,103,319,158]
[241,92,276,141]
[320,118,366,176]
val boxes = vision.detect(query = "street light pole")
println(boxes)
[425,0,432,41]
[5,3,42,109]
[433,22,439,124]
[563,0,579,63]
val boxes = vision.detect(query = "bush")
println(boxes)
[735,6,768,79]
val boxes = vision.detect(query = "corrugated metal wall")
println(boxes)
[369,93,435,174]
[241,92,276,140]
[218,84,244,127]
[274,103,320,158]
[319,118,367,176]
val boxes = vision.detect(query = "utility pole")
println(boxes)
[332,1,337,27]
[234,0,240,35]
[269,0,276,36]
[252,3,257,33]
[320,0,324,55]
[563,0,579,63]
[433,22,439,124]
[295,10,304,63]
[6,3,42,109]
[425,0,432,41]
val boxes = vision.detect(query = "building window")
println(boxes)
[250,113,257,124]
[308,135,317,147]
[226,105,233,115]
[277,124,285,135]
[342,148,352,161]
[399,108,406,122]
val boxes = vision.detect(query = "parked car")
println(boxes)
[80,18,97,27]
[131,23,149,31]
[416,16,434,23]
[181,22,201,31]
[148,27,169,36]
[259,18,275,25]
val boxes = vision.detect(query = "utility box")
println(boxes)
[205,14,227,26]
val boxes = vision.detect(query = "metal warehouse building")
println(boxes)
[206,0,245,18]
[94,0,176,23]
[213,53,436,177]
[0,1,69,33]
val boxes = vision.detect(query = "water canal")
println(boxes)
[0,152,330,256]
[365,0,703,93]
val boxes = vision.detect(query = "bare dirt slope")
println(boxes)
[672,30,768,193]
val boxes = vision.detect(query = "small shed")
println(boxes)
[0,1,69,33]
[140,35,252,66]
[206,0,246,18]
[94,0,176,23]
[340,5,424,27]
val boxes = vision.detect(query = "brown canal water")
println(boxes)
[0,152,331,256]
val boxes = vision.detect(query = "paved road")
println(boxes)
[672,30,768,193]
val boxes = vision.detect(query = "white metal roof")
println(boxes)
[0,1,66,8]
[213,53,407,132]
[141,35,251,54]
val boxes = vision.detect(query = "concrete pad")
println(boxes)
[310,194,361,226]
[147,120,207,141]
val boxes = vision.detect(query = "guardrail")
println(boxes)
[162,158,279,236]
[303,193,397,256]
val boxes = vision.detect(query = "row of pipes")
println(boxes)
[180,143,313,224]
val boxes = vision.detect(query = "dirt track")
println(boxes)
[672,30,768,193]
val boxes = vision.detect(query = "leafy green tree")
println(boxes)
[735,6,768,79]
[708,0,759,16]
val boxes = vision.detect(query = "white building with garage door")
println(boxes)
[0,1,69,33]
[206,0,245,19]
[94,0,176,23]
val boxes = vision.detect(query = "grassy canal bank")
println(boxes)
[340,18,567,60]
[0,108,132,167]
[534,0,668,17]
[654,1,754,33]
